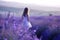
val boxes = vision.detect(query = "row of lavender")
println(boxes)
[0,14,60,40]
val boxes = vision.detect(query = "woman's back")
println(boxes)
[22,16,32,29]
[22,7,32,29]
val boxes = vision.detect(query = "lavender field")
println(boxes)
[0,1,60,40]
[0,14,60,40]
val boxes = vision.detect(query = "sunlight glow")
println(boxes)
[1,0,60,7]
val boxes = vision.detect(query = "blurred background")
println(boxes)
[0,0,60,17]
[0,0,60,40]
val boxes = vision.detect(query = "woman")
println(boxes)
[22,7,32,30]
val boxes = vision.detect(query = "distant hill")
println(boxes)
[0,1,60,16]
[0,1,60,11]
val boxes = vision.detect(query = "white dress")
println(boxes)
[22,16,32,29]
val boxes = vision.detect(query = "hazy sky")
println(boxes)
[1,0,60,7]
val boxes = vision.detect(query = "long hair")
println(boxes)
[23,7,28,17]
[22,7,30,21]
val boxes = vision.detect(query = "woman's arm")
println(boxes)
[27,15,30,21]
